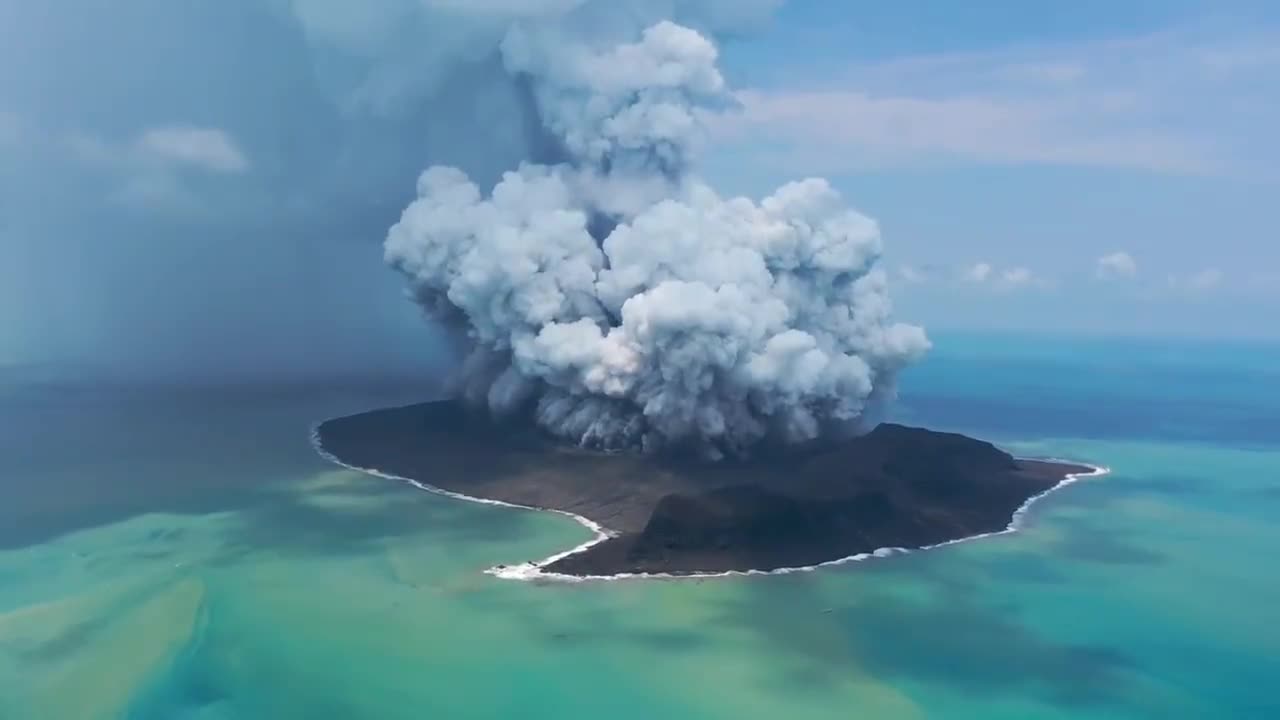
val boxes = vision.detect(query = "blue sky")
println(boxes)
[1,0,1276,379]
[705,0,1279,338]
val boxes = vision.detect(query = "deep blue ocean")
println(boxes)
[1,332,1277,719]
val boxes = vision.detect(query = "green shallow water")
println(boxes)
[2,338,1279,719]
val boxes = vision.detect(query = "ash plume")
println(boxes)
[384,3,929,457]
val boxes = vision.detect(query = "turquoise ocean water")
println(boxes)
[1,333,1278,719]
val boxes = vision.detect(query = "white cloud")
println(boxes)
[136,127,249,173]
[1096,251,1138,278]
[53,125,249,213]
[964,262,993,283]
[959,262,1045,291]
[710,29,1280,176]
[65,125,249,175]
[722,89,1214,174]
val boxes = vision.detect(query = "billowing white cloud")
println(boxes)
[385,11,927,456]
[287,0,783,114]
[1097,251,1138,278]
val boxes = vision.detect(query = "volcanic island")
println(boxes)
[314,400,1096,578]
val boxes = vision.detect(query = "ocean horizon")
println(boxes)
[2,331,1278,719]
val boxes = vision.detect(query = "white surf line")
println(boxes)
[491,461,1112,583]
[307,422,617,552]
[309,421,1109,584]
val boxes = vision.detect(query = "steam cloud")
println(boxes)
[383,3,929,457]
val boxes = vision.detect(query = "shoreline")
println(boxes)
[308,419,1110,583]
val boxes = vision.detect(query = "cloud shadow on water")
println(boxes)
[710,573,1140,710]
[221,472,540,558]
[839,591,1135,708]
[1047,515,1168,567]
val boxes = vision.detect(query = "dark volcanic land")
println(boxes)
[314,400,1094,577]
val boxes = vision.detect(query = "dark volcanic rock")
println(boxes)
[314,400,1094,576]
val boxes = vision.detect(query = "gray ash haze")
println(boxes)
[0,0,926,446]
[380,4,927,455]
[0,0,779,382]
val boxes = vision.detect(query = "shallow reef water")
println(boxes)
[2,335,1278,719]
